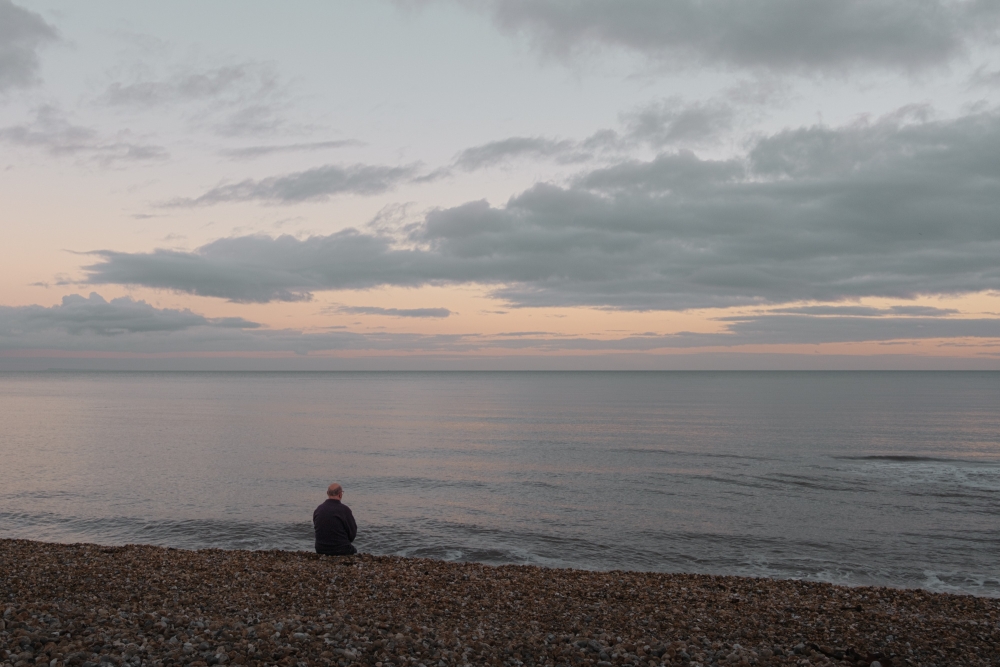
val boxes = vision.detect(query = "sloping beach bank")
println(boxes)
[1,540,996,667]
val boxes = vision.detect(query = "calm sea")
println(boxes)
[1,371,997,596]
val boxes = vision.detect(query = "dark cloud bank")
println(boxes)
[87,111,1000,314]
[0,0,56,92]
[0,293,258,336]
[0,294,264,354]
[472,0,1000,72]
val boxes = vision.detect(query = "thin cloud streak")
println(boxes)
[165,163,421,206]
[335,305,452,318]
[1,294,997,356]
[0,106,167,165]
[454,137,585,170]
[100,64,279,107]
[771,305,960,317]
[451,97,738,172]
[221,140,363,160]
[98,61,292,137]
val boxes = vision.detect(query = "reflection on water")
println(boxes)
[1,371,998,596]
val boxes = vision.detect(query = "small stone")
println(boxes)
[1,540,998,667]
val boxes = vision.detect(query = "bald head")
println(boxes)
[327,483,343,499]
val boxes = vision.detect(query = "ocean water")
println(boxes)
[1,371,998,597]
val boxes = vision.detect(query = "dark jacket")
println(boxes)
[313,498,357,555]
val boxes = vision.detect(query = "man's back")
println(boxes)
[313,496,357,555]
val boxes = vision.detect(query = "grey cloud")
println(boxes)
[771,305,959,317]
[0,0,56,91]
[0,293,463,355]
[0,106,167,164]
[455,136,584,170]
[889,306,963,317]
[473,0,1000,73]
[101,64,278,107]
[2,296,996,357]
[336,306,452,318]
[971,66,1000,88]
[213,103,286,138]
[221,140,363,160]
[100,62,289,137]
[574,149,744,192]
[168,163,420,206]
[410,166,453,183]
[691,314,1000,347]
[85,109,1000,311]
[0,293,259,338]
[211,316,262,328]
[622,98,734,147]
[467,315,1000,351]
[452,99,733,173]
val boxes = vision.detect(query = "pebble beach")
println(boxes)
[1,539,997,667]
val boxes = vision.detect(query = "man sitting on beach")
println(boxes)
[313,483,358,555]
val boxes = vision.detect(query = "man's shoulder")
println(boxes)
[315,499,352,514]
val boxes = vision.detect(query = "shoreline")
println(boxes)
[1,539,997,667]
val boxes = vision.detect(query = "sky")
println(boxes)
[2,0,1000,370]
